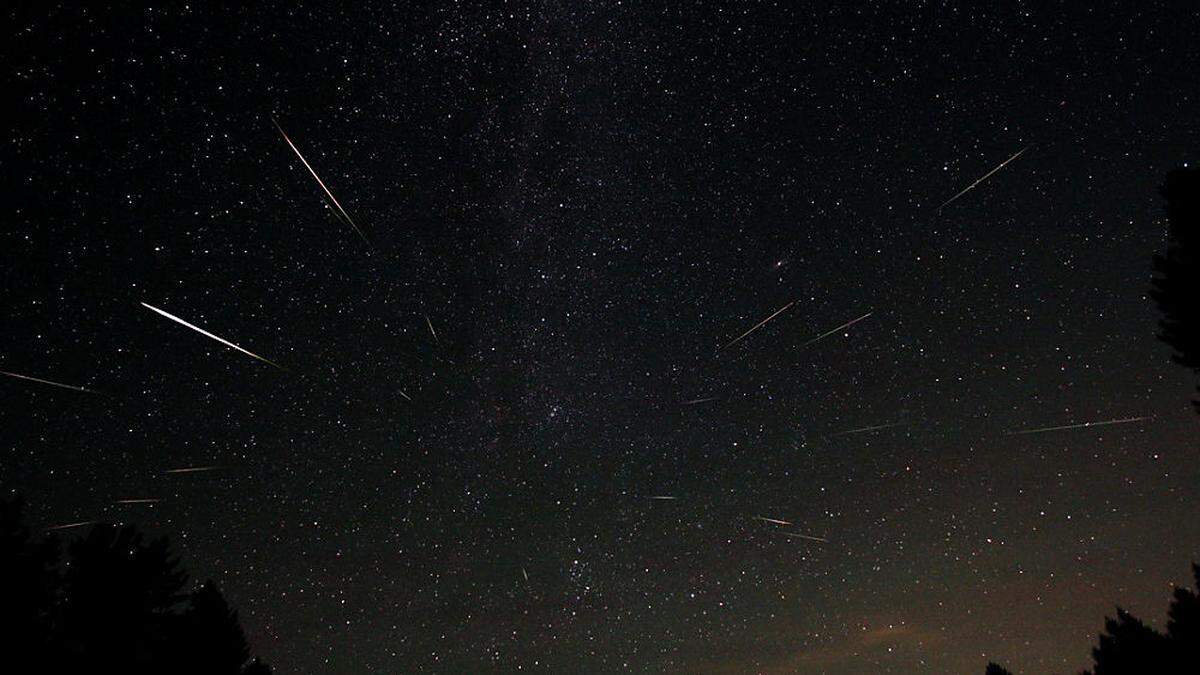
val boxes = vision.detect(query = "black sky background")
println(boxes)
[3,2,1200,673]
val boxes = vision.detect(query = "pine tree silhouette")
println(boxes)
[0,496,271,673]
[985,662,1015,675]
[1151,167,1200,411]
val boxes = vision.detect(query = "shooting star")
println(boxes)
[1007,415,1153,436]
[680,396,719,406]
[425,315,439,344]
[522,567,529,583]
[783,532,829,543]
[718,300,796,352]
[114,499,161,505]
[47,521,94,531]
[273,118,371,248]
[399,390,412,402]
[164,466,220,475]
[826,421,904,437]
[141,302,284,370]
[754,516,793,526]
[0,369,96,394]
[937,146,1029,211]
[800,311,873,348]
[647,495,678,501]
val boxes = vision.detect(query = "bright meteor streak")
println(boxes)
[937,146,1029,211]
[0,370,95,394]
[1008,415,1153,436]
[47,521,94,531]
[801,311,873,348]
[273,118,371,248]
[141,302,284,370]
[754,516,793,526]
[680,397,719,406]
[647,495,678,500]
[164,466,220,474]
[718,300,796,352]
[115,499,161,505]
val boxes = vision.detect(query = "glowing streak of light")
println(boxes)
[141,302,284,370]
[0,370,95,393]
[827,421,903,437]
[754,516,793,526]
[425,315,439,344]
[1007,415,1153,436]
[680,397,718,406]
[272,118,371,248]
[114,499,161,504]
[718,301,796,352]
[47,521,94,531]
[647,495,678,500]
[783,532,829,543]
[164,466,220,474]
[937,146,1030,211]
[801,309,878,343]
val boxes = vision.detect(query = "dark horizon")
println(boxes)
[2,2,1199,673]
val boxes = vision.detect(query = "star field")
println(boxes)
[2,3,1199,673]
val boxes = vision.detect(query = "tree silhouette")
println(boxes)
[0,496,271,673]
[1151,167,1200,411]
[985,564,1200,674]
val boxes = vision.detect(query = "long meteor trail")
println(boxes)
[1008,415,1153,436]
[164,466,220,475]
[783,532,829,543]
[937,146,1029,211]
[754,516,793,526]
[273,118,371,248]
[47,521,95,531]
[0,370,95,394]
[801,311,873,348]
[826,421,904,437]
[718,301,796,352]
[115,499,161,505]
[141,302,284,370]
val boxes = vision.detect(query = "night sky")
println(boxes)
[3,3,1200,673]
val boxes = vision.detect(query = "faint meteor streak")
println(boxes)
[0,369,95,393]
[937,146,1029,211]
[1007,415,1153,436]
[47,521,94,531]
[272,118,371,248]
[680,397,719,406]
[783,532,829,543]
[522,567,529,583]
[827,421,904,437]
[164,466,220,475]
[801,311,873,348]
[754,516,793,526]
[141,302,284,370]
[115,499,161,505]
[425,315,439,344]
[718,300,796,352]
[647,495,678,500]
[399,390,413,402]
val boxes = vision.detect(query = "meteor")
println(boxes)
[0,369,95,394]
[718,300,796,352]
[47,521,94,531]
[754,516,793,526]
[164,466,220,475]
[937,146,1029,211]
[647,495,678,500]
[273,118,371,248]
[826,421,903,437]
[141,302,284,370]
[801,311,872,348]
[783,532,828,543]
[680,397,719,406]
[399,390,412,402]
[425,315,439,344]
[1007,415,1153,436]
[114,499,161,505]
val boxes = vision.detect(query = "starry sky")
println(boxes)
[3,2,1199,673]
